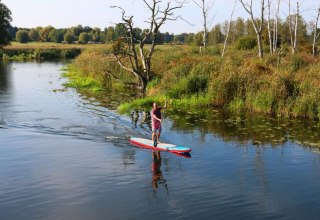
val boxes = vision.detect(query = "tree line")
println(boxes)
[7,14,312,50]
[8,25,178,45]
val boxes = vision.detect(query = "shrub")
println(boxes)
[64,33,74,44]
[290,55,307,72]
[78,32,90,44]
[166,79,188,98]
[206,46,221,56]
[186,74,208,94]
[236,36,257,50]
[16,30,29,43]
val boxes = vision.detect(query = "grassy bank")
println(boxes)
[62,46,137,93]
[64,44,320,119]
[0,42,104,60]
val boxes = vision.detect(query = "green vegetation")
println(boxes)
[0,0,12,46]
[236,36,257,50]
[1,41,107,60]
[62,46,136,92]
[0,46,82,60]
[63,67,103,92]
[16,30,29,43]
[64,45,320,119]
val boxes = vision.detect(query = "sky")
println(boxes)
[2,0,318,34]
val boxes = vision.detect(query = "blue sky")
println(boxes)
[2,0,318,34]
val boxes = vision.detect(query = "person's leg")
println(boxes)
[157,126,162,143]
[152,131,156,142]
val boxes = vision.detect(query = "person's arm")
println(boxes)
[162,100,168,109]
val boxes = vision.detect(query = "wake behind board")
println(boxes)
[130,137,192,153]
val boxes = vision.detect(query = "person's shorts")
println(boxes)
[152,126,162,133]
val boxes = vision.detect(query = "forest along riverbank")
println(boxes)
[1,61,320,219]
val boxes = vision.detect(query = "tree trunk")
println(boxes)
[111,1,185,92]
[293,2,299,54]
[312,7,320,56]
[240,0,265,59]
[138,74,147,91]
[273,0,280,52]
[267,0,273,53]
[222,0,236,58]
[257,33,264,58]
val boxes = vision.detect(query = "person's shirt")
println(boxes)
[151,107,162,124]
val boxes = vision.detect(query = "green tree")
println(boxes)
[209,24,224,45]
[54,29,64,43]
[78,32,90,44]
[0,0,12,46]
[163,32,174,43]
[114,23,127,39]
[7,26,18,41]
[40,26,54,42]
[28,29,40,41]
[69,25,84,40]
[193,32,203,46]
[64,32,74,44]
[186,33,195,45]
[16,30,29,43]
[133,27,142,41]
[48,28,57,42]
[234,17,246,42]
[280,15,308,48]
[173,35,181,43]
[105,26,115,42]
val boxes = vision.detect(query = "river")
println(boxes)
[1,61,320,220]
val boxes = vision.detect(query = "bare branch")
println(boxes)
[239,0,265,58]
[110,0,187,90]
[222,0,237,58]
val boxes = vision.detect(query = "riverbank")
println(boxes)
[64,45,320,119]
[0,42,104,60]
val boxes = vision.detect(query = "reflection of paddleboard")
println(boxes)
[130,137,192,153]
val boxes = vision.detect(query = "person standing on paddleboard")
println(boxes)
[151,101,167,147]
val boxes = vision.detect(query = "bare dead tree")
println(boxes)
[312,6,320,56]
[240,0,266,58]
[111,0,185,91]
[266,0,273,53]
[273,0,281,52]
[194,0,215,51]
[222,0,237,58]
[288,0,301,54]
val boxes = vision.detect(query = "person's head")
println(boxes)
[153,102,157,109]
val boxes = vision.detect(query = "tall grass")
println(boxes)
[66,44,320,118]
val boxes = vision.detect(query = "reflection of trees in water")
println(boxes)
[167,109,320,149]
[130,110,152,131]
[75,88,142,111]
[152,151,168,194]
[0,61,11,91]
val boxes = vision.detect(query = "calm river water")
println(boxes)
[1,61,320,220]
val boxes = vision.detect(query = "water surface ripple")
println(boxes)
[1,61,320,220]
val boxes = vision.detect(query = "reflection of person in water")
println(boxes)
[152,151,168,193]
